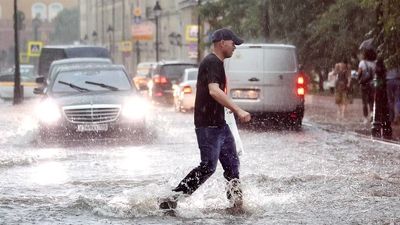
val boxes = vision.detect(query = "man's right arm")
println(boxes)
[208,83,251,123]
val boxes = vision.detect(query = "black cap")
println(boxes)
[211,28,244,45]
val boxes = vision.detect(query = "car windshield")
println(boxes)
[51,69,132,93]
[50,62,112,81]
[160,64,197,81]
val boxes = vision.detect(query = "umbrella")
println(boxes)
[359,38,375,51]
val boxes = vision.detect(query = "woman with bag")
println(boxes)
[357,49,376,124]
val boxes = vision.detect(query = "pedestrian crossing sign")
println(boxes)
[27,41,43,57]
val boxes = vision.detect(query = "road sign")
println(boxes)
[19,53,29,64]
[133,7,142,17]
[185,25,198,42]
[119,41,132,52]
[27,41,43,57]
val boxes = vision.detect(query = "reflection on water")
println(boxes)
[29,161,69,185]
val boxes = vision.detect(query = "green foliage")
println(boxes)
[49,8,80,44]
[200,0,400,70]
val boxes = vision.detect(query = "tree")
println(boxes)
[49,8,80,44]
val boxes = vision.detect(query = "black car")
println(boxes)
[34,64,149,140]
[148,61,197,105]
[38,45,110,79]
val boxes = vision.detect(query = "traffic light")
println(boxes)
[17,10,25,30]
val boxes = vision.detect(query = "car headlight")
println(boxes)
[35,98,61,124]
[122,97,150,120]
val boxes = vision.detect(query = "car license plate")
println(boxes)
[77,124,108,132]
[231,89,259,99]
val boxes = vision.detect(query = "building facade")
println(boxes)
[79,0,202,74]
[0,0,78,68]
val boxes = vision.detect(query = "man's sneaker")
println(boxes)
[158,191,187,210]
[226,179,243,208]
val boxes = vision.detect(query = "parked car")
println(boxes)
[133,62,156,91]
[0,64,37,99]
[174,68,198,112]
[224,44,305,129]
[148,61,197,105]
[34,64,149,140]
[38,45,110,79]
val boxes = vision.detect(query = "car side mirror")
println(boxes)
[35,76,45,84]
[33,87,44,95]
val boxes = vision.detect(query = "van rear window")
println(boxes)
[229,48,297,72]
[263,48,297,72]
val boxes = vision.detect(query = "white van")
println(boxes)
[225,44,305,129]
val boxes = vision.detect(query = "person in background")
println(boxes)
[386,67,400,124]
[327,66,337,95]
[371,57,392,138]
[335,62,350,118]
[357,49,376,124]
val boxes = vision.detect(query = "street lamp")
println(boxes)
[153,1,162,62]
[107,25,114,57]
[92,30,98,45]
[32,13,41,41]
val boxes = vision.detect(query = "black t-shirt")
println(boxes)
[194,53,226,128]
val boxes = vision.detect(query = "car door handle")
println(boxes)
[248,77,260,82]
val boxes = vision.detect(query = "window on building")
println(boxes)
[32,3,47,21]
[0,5,2,19]
[48,3,63,21]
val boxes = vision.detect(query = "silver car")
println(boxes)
[34,64,149,140]
[0,65,37,99]
[174,68,198,112]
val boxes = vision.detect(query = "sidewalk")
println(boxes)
[305,94,400,142]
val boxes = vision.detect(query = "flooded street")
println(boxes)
[1,100,400,225]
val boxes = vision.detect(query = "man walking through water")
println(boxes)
[159,28,251,213]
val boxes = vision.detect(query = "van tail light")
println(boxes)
[296,73,305,97]
[153,75,168,84]
[182,85,192,94]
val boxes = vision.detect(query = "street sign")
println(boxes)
[132,22,154,41]
[119,41,132,52]
[185,25,198,42]
[19,53,29,64]
[27,41,43,57]
[133,7,142,17]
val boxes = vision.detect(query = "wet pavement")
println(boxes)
[305,94,400,142]
[0,98,399,225]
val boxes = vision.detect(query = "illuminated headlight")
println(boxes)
[122,97,150,120]
[35,98,61,124]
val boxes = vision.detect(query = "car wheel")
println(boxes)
[290,118,302,131]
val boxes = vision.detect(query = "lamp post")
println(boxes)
[107,25,114,58]
[92,30,98,45]
[13,0,22,104]
[168,32,182,59]
[153,1,162,62]
[32,14,41,41]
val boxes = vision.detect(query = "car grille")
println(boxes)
[63,104,121,123]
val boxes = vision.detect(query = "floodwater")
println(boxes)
[1,100,400,225]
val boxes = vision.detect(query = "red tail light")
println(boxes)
[297,87,305,96]
[182,85,192,94]
[297,76,304,85]
[296,74,305,96]
[153,75,168,84]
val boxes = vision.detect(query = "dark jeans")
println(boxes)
[361,84,374,118]
[173,124,240,195]
[386,79,400,122]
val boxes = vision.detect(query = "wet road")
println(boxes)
[1,99,400,225]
